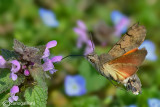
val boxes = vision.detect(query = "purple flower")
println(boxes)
[24,69,30,76]
[42,59,54,71]
[51,56,63,63]
[39,8,59,27]
[0,55,6,68]
[74,20,88,48]
[148,98,160,107]
[10,60,21,81]
[139,40,157,61]
[42,40,57,59]
[84,40,94,55]
[42,40,62,74]
[64,75,86,96]
[74,20,94,54]
[10,73,18,81]
[111,10,130,37]
[8,86,19,103]
[10,60,21,73]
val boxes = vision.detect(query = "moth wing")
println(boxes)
[108,23,146,59]
[102,48,147,81]
[108,48,147,66]
[93,21,114,44]
[109,63,138,81]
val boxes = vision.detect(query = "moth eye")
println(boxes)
[90,59,95,63]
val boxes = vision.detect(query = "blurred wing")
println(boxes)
[108,48,147,66]
[93,21,114,44]
[110,63,138,81]
[108,23,146,59]
[102,48,147,81]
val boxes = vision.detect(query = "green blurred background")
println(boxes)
[0,0,160,107]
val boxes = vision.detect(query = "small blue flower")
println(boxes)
[139,40,157,61]
[148,98,160,107]
[111,10,130,36]
[64,75,86,96]
[39,8,59,27]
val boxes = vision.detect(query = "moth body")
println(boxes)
[86,53,115,81]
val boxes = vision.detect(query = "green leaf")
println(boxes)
[0,69,25,94]
[0,49,19,61]
[0,90,10,107]
[29,64,47,89]
[79,60,107,93]
[24,85,48,107]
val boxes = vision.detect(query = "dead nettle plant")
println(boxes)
[0,39,62,106]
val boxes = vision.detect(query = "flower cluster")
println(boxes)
[42,40,62,74]
[0,40,62,102]
[0,57,21,81]
[39,8,59,27]
[8,86,19,103]
[64,75,86,96]
[73,20,94,55]
[111,10,130,37]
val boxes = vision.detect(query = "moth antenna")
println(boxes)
[89,32,95,52]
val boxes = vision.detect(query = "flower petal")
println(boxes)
[64,75,86,96]
[148,98,160,107]
[24,69,30,76]
[12,96,18,101]
[10,86,19,94]
[42,48,50,59]
[10,73,18,81]
[0,55,6,68]
[114,17,130,36]
[139,40,157,61]
[42,59,54,71]
[111,10,125,25]
[84,40,94,55]
[39,8,59,27]
[77,20,86,31]
[49,69,57,74]
[46,40,57,49]
[10,60,21,73]
[8,97,14,103]
[51,56,63,63]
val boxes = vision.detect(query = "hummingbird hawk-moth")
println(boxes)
[86,23,147,95]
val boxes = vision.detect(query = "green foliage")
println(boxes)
[29,64,47,89]
[71,96,101,107]
[0,90,10,107]
[1,49,19,61]
[79,60,107,93]
[0,69,25,94]
[24,85,48,107]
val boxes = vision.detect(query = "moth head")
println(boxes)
[86,53,99,64]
